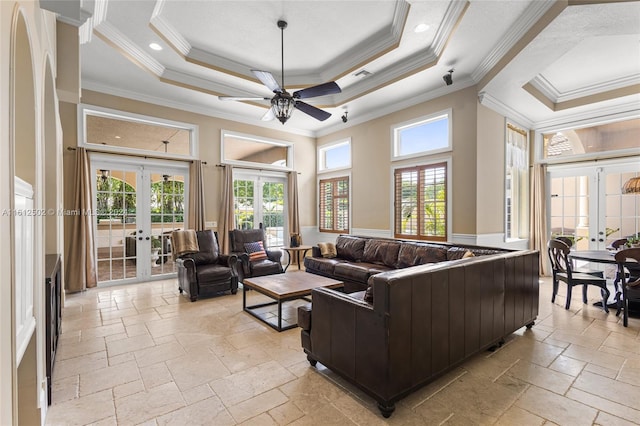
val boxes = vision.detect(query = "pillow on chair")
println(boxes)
[318,242,337,258]
[244,241,268,261]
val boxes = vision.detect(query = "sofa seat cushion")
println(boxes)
[336,235,366,261]
[250,259,283,276]
[196,263,234,283]
[362,239,402,267]
[304,257,346,275]
[334,262,377,283]
[397,243,448,268]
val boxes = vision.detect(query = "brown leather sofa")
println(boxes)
[304,235,509,293]
[299,238,539,418]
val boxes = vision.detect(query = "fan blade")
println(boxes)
[294,101,331,121]
[218,96,271,101]
[293,81,341,99]
[251,70,282,93]
[261,108,275,121]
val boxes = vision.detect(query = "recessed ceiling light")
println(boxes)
[149,43,163,51]
[414,23,429,33]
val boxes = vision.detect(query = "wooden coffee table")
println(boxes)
[242,272,343,331]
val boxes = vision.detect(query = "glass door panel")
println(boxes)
[549,162,640,251]
[149,172,185,277]
[94,158,188,285]
[262,181,285,248]
[95,169,139,283]
[233,173,287,249]
[549,174,594,250]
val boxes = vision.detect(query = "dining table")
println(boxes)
[568,249,640,310]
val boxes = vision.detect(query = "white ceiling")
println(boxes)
[69,0,640,136]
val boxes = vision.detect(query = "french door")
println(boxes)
[233,172,287,248]
[92,156,189,285]
[548,160,640,251]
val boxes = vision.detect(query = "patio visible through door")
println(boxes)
[93,158,188,285]
[233,172,287,248]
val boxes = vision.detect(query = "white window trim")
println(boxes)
[78,104,198,160]
[389,157,452,241]
[391,108,453,162]
[534,110,640,164]
[318,138,351,173]
[221,129,294,171]
[504,119,530,243]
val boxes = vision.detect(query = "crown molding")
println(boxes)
[318,78,476,137]
[471,0,556,82]
[533,99,640,132]
[432,0,469,57]
[477,91,534,128]
[94,22,165,76]
[149,4,191,57]
[529,73,640,103]
[81,81,316,138]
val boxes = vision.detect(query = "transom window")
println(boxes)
[392,110,451,159]
[319,176,349,233]
[318,139,351,172]
[394,163,447,241]
[222,130,293,170]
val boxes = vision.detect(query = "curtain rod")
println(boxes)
[215,163,301,174]
[66,147,206,164]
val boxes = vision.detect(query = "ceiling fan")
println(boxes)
[218,20,342,124]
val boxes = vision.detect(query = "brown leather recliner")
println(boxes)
[229,229,283,283]
[176,230,238,301]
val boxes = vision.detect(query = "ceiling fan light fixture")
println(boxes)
[271,91,295,124]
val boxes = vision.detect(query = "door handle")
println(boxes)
[598,239,604,242]
[145,237,150,240]
[591,238,596,242]
[138,237,143,241]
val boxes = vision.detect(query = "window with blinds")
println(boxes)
[319,176,349,233]
[394,163,447,241]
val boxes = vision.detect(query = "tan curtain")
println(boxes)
[65,147,97,292]
[288,171,300,237]
[218,164,234,253]
[530,163,549,276]
[188,160,205,231]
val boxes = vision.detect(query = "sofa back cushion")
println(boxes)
[336,236,366,261]
[362,239,401,267]
[397,243,447,268]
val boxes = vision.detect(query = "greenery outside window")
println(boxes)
[319,176,349,233]
[394,163,447,241]
[505,122,529,240]
[392,110,451,160]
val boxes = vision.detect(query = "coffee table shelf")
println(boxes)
[242,272,343,331]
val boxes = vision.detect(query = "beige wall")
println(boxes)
[476,103,507,235]
[317,86,482,236]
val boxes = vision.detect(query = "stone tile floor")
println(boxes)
[45,275,640,425]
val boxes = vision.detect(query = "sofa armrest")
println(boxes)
[297,305,312,331]
[219,253,238,269]
[266,249,282,263]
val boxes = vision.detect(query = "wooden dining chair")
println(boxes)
[547,239,610,312]
[614,248,640,327]
[549,238,603,290]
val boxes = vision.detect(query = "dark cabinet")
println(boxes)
[45,254,61,405]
